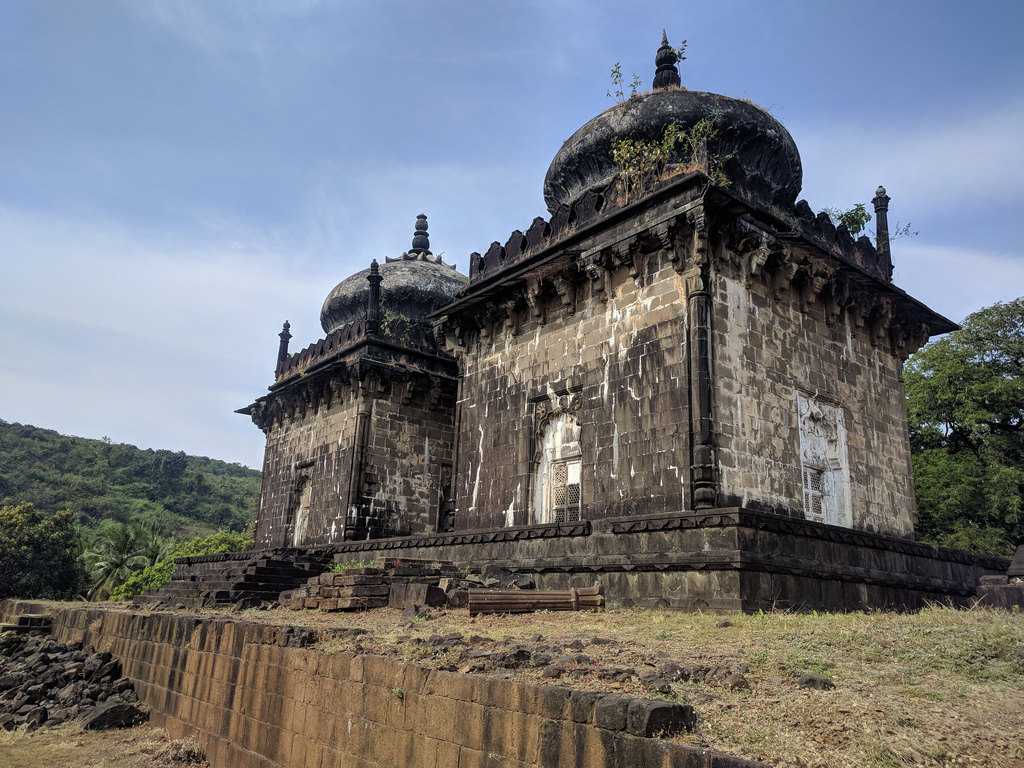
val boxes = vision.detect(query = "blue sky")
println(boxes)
[1,0,1022,468]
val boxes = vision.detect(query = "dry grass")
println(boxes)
[226,603,1024,768]
[0,724,208,768]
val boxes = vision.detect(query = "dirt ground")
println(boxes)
[0,724,208,768]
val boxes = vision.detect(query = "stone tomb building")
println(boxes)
[236,36,1006,610]
[242,216,466,546]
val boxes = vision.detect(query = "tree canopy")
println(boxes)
[0,502,86,600]
[0,420,259,537]
[904,298,1024,553]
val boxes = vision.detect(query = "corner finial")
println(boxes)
[653,30,682,90]
[872,185,893,281]
[366,259,383,334]
[410,213,430,255]
[276,320,292,374]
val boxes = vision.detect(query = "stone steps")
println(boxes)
[136,550,334,608]
[280,559,482,613]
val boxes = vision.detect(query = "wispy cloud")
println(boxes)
[796,99,1024,211]
[0,149,544,468]
[0,205,326,467]
[122,0,328,58]
[893,241,1024,324]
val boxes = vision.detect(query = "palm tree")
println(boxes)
[83,522,148,600]
[134,520,172,568]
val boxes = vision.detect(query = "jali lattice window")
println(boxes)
[548,458,582,523]
[801,465,825,523]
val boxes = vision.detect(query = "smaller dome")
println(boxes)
[320,215,467,334]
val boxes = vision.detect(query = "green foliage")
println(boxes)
[109,530,252,601]
[675,40,688,65]
[606,63,641,102]
[0,420,260,537]
[81,520,150,600]
[823,203,872,236]
[611,117,726,201]
[904,298,1024,553]
[330,559,376,573]
[824,203,918,240]
[0,502,86,600]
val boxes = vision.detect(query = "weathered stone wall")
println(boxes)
[454,243,692,530]
[256,370,457,546]
[256,392,360,548]
[364,382,457,535]
[40,605,759,768]
[711,257,916,535]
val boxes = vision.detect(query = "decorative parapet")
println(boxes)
[464,168,899,290]
[275,318,367,381]
[466,188,613,286]
[790,198,892,283]
[440,175,955,364]
[274,316,445,383]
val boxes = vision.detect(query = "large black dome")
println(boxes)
[543,35,802,213]
[320,215,467,334]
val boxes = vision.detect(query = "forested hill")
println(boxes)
[0,420,260,536]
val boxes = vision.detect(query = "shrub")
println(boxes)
[110,530,251,600]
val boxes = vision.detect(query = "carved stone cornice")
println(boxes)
[551,273,577,316]
[499,297,520,337]
[582,249,613,303]
[241,351,457,434]
[800,257,835,310]
[524,278,545,323]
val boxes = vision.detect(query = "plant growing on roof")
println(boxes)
[607,63,642,102]
[824,203,918,240]
[610,116,728,201]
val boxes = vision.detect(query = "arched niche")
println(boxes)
[532,411,583,524]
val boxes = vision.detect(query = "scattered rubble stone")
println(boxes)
[796,672,835,690]
[639,670,675,694]
[657,661,750,689]
[82,701,150,730]
[595,667,634,682]
[0,632,144,732]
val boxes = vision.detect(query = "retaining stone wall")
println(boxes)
[40,605,762,768]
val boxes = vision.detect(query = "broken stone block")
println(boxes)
[82,702,149,730]
[626,699,697,737]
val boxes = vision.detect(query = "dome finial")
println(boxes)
[410,213,430,255]
[653,30,682,90]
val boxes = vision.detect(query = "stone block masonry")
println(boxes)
[27,603,767,768]
[329,509,1008,611]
